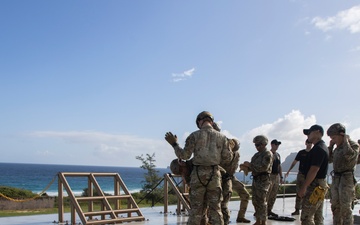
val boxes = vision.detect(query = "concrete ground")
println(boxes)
[1,197,360,225]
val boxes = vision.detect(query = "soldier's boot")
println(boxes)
[253,220,266,225]
[236,210,251,223]
[200,215,208,225]
[291,209,300,215]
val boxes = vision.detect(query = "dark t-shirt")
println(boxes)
[271,152,281,174]
[304,140,329,179]
[295,149,309,174]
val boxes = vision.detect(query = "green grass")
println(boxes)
[0,208,63,217]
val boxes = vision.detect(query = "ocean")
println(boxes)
[0,163,172,196]
[0,163,299,197]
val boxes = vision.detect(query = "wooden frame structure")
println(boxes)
[58,172,145,225]
[163,173,190,214]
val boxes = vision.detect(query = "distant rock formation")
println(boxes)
[281,152,360,180]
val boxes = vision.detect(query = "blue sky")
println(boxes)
[1,1,360,168]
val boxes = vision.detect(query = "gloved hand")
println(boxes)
[165,132,178,147]
[309,186,326,205]
[229,138,240,152]
[239,164,249,176]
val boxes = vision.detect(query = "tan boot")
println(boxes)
[237,217,251,223]
[253,220,266,225]
[236,211,251,223]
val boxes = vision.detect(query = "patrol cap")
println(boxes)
[253,135,268,145]
[170,159,181,175]
[303,124,324,136]
[327,123,346,136]
[271,139,281,145]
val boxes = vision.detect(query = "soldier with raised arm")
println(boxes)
[165,111,233,225]
[327,123,359,225]
[284,139,312,215]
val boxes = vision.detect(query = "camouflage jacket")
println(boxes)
[250,149,273,176]
[174,124,233,166]
[329,138,359,173]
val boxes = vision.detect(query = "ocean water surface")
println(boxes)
[0,163,299,196]
[0,163,172,196]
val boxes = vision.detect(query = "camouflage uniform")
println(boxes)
[329,138,359,225]
[295,173,306,210]
[231,177,250,221]
[219,139,250,224]
[174,123,233,225]
[249,148,273,221]
[301,178,327,225]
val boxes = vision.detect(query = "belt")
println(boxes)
[193,165,218,168]
[331,170,354,176]
[252,172,270,179]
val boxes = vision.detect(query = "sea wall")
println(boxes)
[0,197,55,210]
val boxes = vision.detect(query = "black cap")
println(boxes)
[271,139,281,145]
[303,124,324,135]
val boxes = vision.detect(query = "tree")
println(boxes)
[136,153,163,205]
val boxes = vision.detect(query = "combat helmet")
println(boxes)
[327,123,346,136]
[196,111,214,128]
[170,159,181,175]
[253,135,268,145]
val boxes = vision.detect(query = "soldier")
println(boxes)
[327,123,359,225]
[165,111,233,225]
[219,138,251,224]
[284,139,312,216]
[267,139,283,217]
[241,135,273,225]
[299,124,329,225]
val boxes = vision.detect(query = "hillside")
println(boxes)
[281,152,360,179]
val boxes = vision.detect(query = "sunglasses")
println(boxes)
[255,143,262,147]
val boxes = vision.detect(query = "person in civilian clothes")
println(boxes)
[284,139,312,215]
[267,139,282,217]
[327,123,359,225]
[299,125,329,225]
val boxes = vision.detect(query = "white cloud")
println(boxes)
[349,46,360,52]
[171,68,195,82]
[29,130,173,168]
[27,111,360,168]
[231,110,319,163]
[36,150,54,156]
[312,5,360,33]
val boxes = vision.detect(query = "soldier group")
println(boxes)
[165,111,360,225]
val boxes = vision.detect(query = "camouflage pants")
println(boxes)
[221,178,232,225]
[301,178,327,225]
[232,176,250,218]
[267,173,280,212]
[295,173,306,210]
[331,172,355,225]
[188,166,223,225]
[252,174,271,221]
